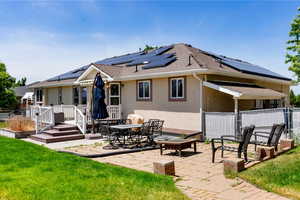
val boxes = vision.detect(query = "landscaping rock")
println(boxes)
[280,139,294,150]
[153,160,175,176]
[223,158,245,173]
[255,146,275,161]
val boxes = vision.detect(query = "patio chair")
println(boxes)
[251,123,285,151]
[102,124,121,145]
[136,122,152,144]
[211,125,255,163]
[149,119,164,137]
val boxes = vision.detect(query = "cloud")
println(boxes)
[0,28,148,83]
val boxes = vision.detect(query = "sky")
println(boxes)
[0,0,299,92]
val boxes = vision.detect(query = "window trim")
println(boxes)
[72,87,79,105]
[136,79,152,101]
[109,82,121,105]
[168,77,186,101]
[36,88,43,103]
[80,87,87,105]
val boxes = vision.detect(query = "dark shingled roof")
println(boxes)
[34,43,290,87]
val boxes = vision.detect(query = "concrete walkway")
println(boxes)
[92,143,289,200]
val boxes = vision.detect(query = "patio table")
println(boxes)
[110,124,143,145]
[110,124,143,130]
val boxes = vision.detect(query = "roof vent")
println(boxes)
[188,55,192,66]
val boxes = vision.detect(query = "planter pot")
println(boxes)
[0,128,35,139]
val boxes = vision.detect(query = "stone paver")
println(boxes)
[87,143,289,200]
[22,138,105,150]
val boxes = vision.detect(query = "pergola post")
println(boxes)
[234,98,239,137]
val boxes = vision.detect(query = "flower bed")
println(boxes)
[0,116,35,139]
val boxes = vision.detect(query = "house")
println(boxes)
[14,82,39,110]
[29,43,292,132]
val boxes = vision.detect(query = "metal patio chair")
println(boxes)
[211,125,255,163]
[251,123,286,151]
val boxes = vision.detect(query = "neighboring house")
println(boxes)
[29,43,292,131]
[14,82,39,109]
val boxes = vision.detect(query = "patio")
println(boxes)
[65,142,289,200]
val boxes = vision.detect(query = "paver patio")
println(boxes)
[82,143,289,200]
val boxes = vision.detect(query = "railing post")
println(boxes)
[74,106,77,124]
[83,112,87,134]
[119,105,122,119]
[50,105,55,126]
[35,112,39,134]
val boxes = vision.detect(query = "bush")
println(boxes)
[7,116,35,131]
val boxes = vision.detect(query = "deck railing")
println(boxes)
[75,107,86,134]
[29,104,121,134]
[30,105,54,134]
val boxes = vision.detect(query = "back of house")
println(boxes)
[29,43,292,132]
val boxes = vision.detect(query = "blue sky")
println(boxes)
[0,0,299,92]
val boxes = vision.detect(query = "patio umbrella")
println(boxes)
[92,73,109,120]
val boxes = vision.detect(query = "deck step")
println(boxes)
[43,129,79,136]
[30,134,84,143]
[53,124,78,131]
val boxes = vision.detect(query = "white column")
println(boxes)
[199,78,203,132]
[234,98,239,137]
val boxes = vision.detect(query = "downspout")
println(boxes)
[192,73,204,138]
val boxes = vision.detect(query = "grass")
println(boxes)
[0,136,188,200]
[0,122,7,128]
[239,146,300,199]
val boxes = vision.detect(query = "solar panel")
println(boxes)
[95,52,144,65]
[142,57,176,69]
[151,45,173,55]
[203,51,290,80]
[47,65,88,81]
[126,53,175,66]
[47,45,176,81]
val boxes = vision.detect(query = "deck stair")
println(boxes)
[30,124,84,143]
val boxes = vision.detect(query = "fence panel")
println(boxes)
[291,108,300,142]
[204,112,235,139]
[240,108,286,132]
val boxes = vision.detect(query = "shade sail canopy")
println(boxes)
[204,81,286,100]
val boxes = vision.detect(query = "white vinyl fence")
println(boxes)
[204,108,291,140]
[203,112,236,139]
[240,108,286,132]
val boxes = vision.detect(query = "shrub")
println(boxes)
[7,116,35,131]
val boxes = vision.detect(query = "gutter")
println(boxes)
[115,68,209,81]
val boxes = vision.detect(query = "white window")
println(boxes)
[58,88,63,104]
[137,80,151,100]
[109,83,120,105]
[81,87,87,105]
[170,77,185,99]
[36,89,43,102]
[73,87,79,105]
[255,100,263,109]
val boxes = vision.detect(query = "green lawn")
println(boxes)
[0,136,188,200]
[239,146,300,199]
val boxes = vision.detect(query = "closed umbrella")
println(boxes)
[92,73,109,120]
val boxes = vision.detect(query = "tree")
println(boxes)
[143,45,157,52]
[0,62,17,109]
[15,77,27,87]
[290,89,297,106]
[286,8,300,82]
